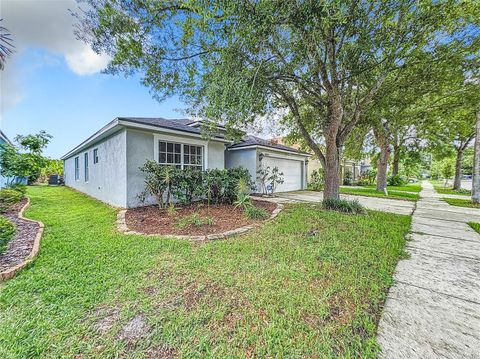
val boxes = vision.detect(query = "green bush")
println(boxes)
[343,171,353,186]
[322,198,366,214]
[0,215,15,254]
[244,205,269,220]
[0,189,24,213]
[387,175,407,186]
[171,168,203,205]
[7,183,27,195]
[308,169,324,191]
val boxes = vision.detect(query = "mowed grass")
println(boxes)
[442,197,480,208]
[340,187,419,201]
[431,180,470,196]
[0,186,411,358]
[468,222,480,234]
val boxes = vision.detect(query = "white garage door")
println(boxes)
[263,156,303,192]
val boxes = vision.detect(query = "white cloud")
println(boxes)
[0,0,110,115]
[65,45,111,75]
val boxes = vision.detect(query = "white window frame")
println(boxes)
[84,152,89,182]
[93,148,99,164]
[74,156,79,180]
[153,134,209,170]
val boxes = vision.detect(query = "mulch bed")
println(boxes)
[125,200,276,236]
[0,198,40,272]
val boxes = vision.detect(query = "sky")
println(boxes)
[0,0,188,158]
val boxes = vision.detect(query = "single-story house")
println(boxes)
[61,117,310,208]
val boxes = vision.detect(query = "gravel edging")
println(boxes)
[0,197,45,281]
[116,199,284,241]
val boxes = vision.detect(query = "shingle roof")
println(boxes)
[117,117,224,137]
[228,135,310,155]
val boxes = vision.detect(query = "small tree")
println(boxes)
[441,158,455,188]
[138,161,175,209]
[268,167,284,195]
[256,167,270,195]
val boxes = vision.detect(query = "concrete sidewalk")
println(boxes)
[377,181,480,358]
[273,190,415,215]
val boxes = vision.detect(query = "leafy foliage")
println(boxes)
[308,169,324,191]
[0,215,15,255]
[0,188,23,213]
[244,205,269,220]
[256,166,284,195]
[322,198,366,215]
[139,161,254,209]
[387,175,407,187]
[175,212,213,229]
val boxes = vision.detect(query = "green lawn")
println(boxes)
[442,198,480,208]
[431,180,470,196]
[0,186,411,358]
[468,222,480,234]
[340,187,420,201]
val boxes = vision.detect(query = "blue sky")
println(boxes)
[2,48,186,158]
[0,0,187,159]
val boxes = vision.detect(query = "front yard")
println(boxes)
[340,183,421,201]
[0,186,410,358]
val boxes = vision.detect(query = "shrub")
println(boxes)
[171,168,203,205]
[387,175,407,186]
[245,205,269,220]
[0,215,15,254]
[308,169,324,191]
[256,166,284,195]
[138,161,175,209]
[343,171,353,185]
[0,189,24,213]
[322,198,366,214]
[234,178,252,209]
[175,212,213,229]
[7,183,27,195]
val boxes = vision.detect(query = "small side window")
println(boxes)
[93,148,99,164]
[74,157,79,180]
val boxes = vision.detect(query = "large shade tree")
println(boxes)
[77,0,473,199]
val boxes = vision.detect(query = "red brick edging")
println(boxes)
[116,199,284,241]
[0,197,45,281]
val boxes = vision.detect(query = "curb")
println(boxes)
[0,197,45,281]
[116,200,284,241]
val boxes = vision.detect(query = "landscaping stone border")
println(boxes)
[0,197,45,281]
[116,198,284,241]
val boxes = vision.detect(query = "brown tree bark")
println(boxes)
[392,145,400,176]
[453,148,463,190]
[473,108,480,203]
[376,143,390,191]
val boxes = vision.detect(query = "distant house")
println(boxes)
[0,130,14,188]
[61,118,310,208]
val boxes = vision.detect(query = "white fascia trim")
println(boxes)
[228,145,312,157]
[118,120,231,143]
[61,119,120,160]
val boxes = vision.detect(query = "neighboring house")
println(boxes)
[0,130,14,188]
[61,117,310,208]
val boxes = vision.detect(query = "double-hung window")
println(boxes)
[84,152,89,182]
[158,141,203,170]
[93,148,99,164]
[74,156,79,180]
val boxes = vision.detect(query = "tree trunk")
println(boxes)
[472,108,480,203]
[392,145,400,176]
[323,136,341,200]
[453,148,463,190]
[376,142,390,191]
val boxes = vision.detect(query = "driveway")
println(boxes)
[377,181,480,358]
[273,190,415,215]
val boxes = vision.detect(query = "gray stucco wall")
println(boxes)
[225,148,258,189]
[125,129,227,208]
[207,141,226,170]
[64,130,127,207]
[126,129,155,208]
